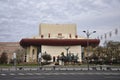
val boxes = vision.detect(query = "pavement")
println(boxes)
[0,65,120,80]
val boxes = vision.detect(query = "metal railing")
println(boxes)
[0,66,120,71]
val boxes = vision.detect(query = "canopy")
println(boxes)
[20,38,100,47]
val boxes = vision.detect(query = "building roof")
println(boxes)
[0,42,21,56]
[0,42,20,47]
[20,38,100,47]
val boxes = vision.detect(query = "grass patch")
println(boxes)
[0,64,13,67]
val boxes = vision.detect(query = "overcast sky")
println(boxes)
[0,0,120,46]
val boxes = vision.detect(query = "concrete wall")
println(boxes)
[39,24,77,36]
[26,46,37,62]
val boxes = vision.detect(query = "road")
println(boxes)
[0,70,120,80]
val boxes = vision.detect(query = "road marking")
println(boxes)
[26,73,33,75]
[41,73,50,75]
[77,73,85,75]
[54,73,59,75]
[18,73,25,75]
[69,73,75,75]
[34,73,42,75]
[10,73,15,75]
[0,74,6,76]
[61,73,68,75]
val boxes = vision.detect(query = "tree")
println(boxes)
[92,41,120,64]
[42,52,51,62]
[59,52,79,64]
[106,41,120,64]
[0,52,8,64]
[14,48,26,64]
[60,52,65,62]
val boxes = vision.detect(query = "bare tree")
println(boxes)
[14,48,26,64]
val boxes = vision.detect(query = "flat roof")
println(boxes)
[20,38,100,47]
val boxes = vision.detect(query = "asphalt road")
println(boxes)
[0,70,120,80]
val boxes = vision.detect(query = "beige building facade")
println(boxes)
[25,24,83,63]
[20,23,100,64]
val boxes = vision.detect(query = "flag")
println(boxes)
[101,35,103,40]
[115,28,118,35]
[97,36,99,39]
[109,32,112,37]
[104,33,107,39]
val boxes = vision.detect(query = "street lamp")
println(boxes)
[38,52,42,66]
[83,30,96,70]
[65,46,70,55]
[65,46,71,64]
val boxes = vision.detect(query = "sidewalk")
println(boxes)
[0,65,120,71]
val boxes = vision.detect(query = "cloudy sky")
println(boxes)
[0,0,120,46]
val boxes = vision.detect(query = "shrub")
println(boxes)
[0,52,8,64]
[42,52,51,62]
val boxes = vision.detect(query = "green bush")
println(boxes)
[42,52,51,62]
[0,52,8,64]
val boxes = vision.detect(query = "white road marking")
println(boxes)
[18,73,25,75]
[54,73,59,75]
[0,74,6,76]
[26,73,33,75]
[10,73,15,75]
[34,73,42,75]
[69,73,75,75]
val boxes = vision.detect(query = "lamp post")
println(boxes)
[83,30,96,70]
[65,46,70,55]
[38,52,42,67]
[65,46,71,64]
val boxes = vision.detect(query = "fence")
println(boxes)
[0,66,120,71]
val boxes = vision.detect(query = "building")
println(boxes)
[20,24,100,64]
[0,42,21,64]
